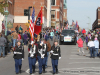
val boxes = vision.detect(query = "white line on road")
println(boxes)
[69,62,100,64]
[69,58,100,59]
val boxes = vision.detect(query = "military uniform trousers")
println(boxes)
[14,59,22,73]
[42,57,46,71]
[37,56,42,73]
[51,59,58,73]
[28,57,36,74]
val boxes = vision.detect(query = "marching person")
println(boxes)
[28,41,38,75]
[50,39,61,74]
[38,39,48,74]
[13,40,24,74]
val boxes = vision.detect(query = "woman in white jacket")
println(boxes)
[88,39,95,58]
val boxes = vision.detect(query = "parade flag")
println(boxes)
[75,21,78,30]
[34,7,43,38]
[29,7,35,41]
[72,20,75,26]
[65,22,68,29]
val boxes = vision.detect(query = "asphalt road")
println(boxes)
[0,41,100,75]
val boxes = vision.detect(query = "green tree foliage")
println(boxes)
[0,0,8,15]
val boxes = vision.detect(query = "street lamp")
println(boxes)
[4,10,9,36]
[87,17,91,30]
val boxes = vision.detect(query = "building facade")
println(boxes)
[92,7,100,30]
[13,0,47,31]
[51,0,64,29]
[63,0,67,27]
[47,0,51,27]
[2,0,47,32]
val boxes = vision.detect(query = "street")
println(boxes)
[0,41,100,75]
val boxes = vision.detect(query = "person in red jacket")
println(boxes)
[82,29,86,36]
[77,38,85,56]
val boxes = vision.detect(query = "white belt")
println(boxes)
[53,53,58,55]
[16,52,22,54]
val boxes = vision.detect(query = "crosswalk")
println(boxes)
[68,45,100,75]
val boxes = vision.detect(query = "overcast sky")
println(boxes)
[67,0,100,30]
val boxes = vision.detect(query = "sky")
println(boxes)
[67,0,100,30]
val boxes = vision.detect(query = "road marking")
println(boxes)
[71,52,89,54]
[69,58,100,59]
[26,69,29,74]
[69,62,100,64]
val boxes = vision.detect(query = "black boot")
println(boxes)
[19,65,22,73]
[32,66,35,73]
[55,65,58,74]
[43,65,45,73]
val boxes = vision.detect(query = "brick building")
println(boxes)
[6,0,47,32]
[63,0,67,27]
[92,7,100,30]
[51,0,64,28]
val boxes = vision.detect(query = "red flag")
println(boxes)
[34,7,43,38]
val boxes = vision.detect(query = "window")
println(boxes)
[24,9,29,16]
[51,0,55,5]
[51,10,55,18]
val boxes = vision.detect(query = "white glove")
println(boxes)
[22,58,24,60]
[59,57,61,59]
[30,54,34,57]
[50,50,53,54]
[14,52,17,54]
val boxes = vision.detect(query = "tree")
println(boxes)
[0,0,8,15]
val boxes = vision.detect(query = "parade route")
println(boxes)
[0,42,100,75]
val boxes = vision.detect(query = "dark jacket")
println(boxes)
[13,45,24,59]
[37,44,48,57]
[28,44,38,58]
[50,45,61,59]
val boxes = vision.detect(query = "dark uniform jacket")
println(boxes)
[13,45,24,59]
[38,44,48,57]
[50,45,61,59]
[28,44,38,58]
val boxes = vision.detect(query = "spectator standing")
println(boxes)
[0,34,7,57]
[7,33,12,53]
[94,38,99,57]
[12,31,18,47]
[88,39,95,58]
[86,35,89,50]
[15,25,19,33]
[23,32,28,45]
[57,31,60,40]
[50,31,54,41]
[19,25,23,33]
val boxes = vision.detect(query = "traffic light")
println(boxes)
[24,9,29,16]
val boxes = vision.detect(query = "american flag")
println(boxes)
[32,7,35,23]
[29,7,35,41]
